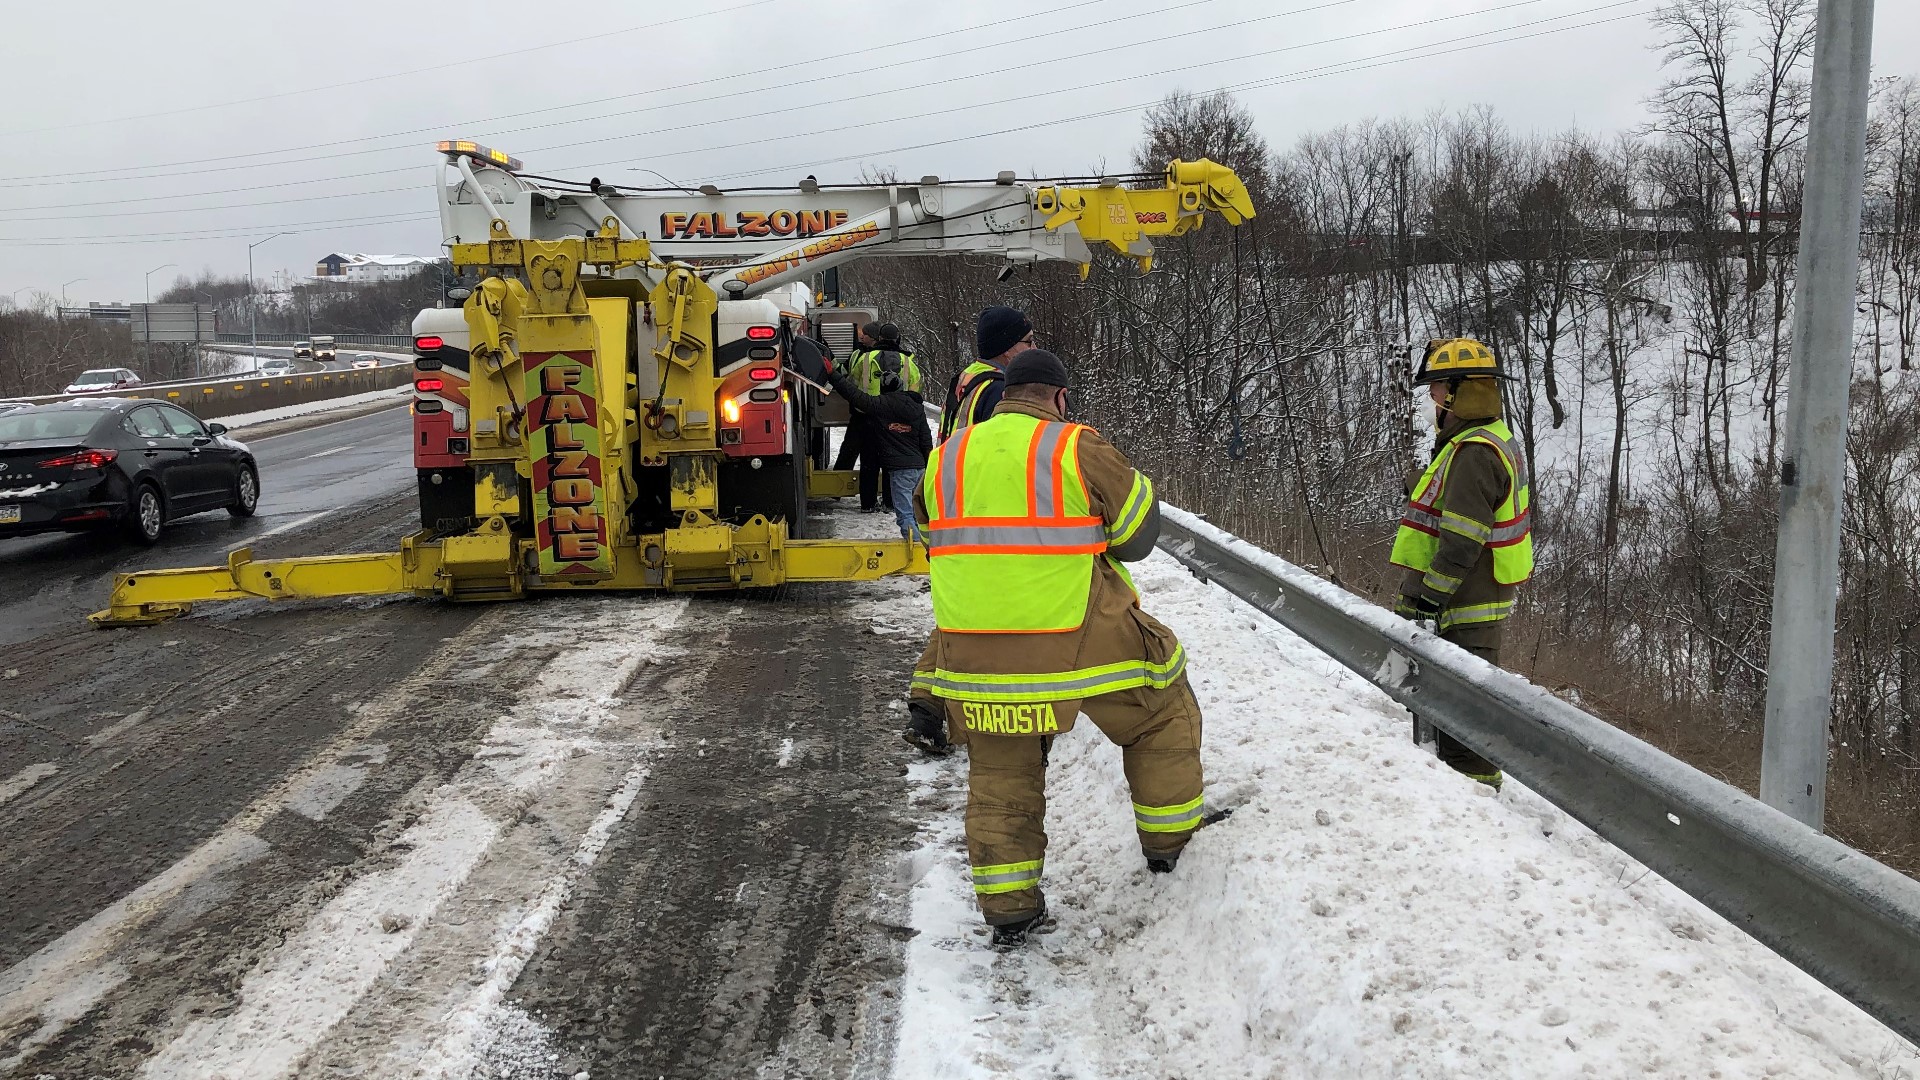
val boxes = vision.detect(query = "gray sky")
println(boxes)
[0,0,1914,307]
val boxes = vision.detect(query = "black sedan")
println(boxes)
[0,398,258,544]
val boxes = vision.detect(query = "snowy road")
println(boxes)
[0,402,1914,1077]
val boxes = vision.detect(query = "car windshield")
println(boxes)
[71,370,116,385]
[0,408,105,441]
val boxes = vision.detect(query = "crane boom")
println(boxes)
[439,149,1254,295]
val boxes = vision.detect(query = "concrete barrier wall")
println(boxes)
[155,366,414,420]
[13,365,414,420]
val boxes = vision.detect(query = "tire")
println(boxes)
[126,484,165,545]
[228,463,259,518]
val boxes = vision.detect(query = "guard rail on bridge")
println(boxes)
[1153,506,1920,1045]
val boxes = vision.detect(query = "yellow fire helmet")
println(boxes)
[1413,337,1513,384]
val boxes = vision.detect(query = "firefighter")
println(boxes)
[902,305,1037,754]
[937,306,1034,440]
[913,349,1208,946]
[1390,337,1535,790]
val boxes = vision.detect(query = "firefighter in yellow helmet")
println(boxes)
[912,348,1212,946]
[1390,338,1535,790]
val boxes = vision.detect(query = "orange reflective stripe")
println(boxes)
[1025,420,1047,518]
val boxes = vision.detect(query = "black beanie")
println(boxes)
[872,321,902,346]
[976,306,1031,361]
[1004,349,1070,389]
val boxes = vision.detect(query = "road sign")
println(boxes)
[131,303,218,343]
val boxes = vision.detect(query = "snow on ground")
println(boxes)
[892,552,1919,1080]
[218,384,410,431]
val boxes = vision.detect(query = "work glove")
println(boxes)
[1399,593,1442,620]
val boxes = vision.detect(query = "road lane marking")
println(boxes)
[303,445,355,459]
[250,401,409,442]
[227,511,329,552]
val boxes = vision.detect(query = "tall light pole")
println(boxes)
[60,277,87,313]
[1759,0,1877,830]
[247,232,287,360]
[143,263,177,371]
[6,286,29,310]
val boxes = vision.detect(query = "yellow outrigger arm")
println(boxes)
[91,521,927,626]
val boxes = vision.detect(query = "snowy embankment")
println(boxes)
[892,552,1918,1079]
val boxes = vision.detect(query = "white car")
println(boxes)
[351,353,380,370]
[258,358,296,377]
[65,368,142,394]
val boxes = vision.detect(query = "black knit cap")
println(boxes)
[872,321,902,346]
[976,306,1032,361]
[1004,348,1070,389]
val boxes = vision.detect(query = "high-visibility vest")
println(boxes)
[939,360,1001,441]
[1390,419,1534,586]
[923,412,1107,633]
[849,348,923,395]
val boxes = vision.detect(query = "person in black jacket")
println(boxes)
[826,351,932,542]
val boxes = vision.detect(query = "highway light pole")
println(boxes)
[144,263,176,372]
[1759,0,1876,830]
[60,277,86,313]
[247,232,287,360]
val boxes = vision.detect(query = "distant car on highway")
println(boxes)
[293,341,313,359]
[64,368,142,394]
[352,353,380,369]
[258,358,295,378]
[0,398,258,544]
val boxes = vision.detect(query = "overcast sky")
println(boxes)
[0,0,1913,306]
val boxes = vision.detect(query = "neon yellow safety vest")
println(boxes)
[923,412,1108,632]
[1390,419,1534,586]
[849,348,923,396]
[939,360,1000,441]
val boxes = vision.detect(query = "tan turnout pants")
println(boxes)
[947,676,1205,925]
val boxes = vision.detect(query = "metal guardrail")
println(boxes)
[1155,505,1920,1046]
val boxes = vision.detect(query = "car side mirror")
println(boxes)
[207,422,228,436]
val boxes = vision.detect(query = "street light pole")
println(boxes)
[144,262,176,373]
[1759,0,1877,830]
[247,232,288,361]
[60,277,87,313]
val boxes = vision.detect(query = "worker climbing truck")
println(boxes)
[90,141,1252,623]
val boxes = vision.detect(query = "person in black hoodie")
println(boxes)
[826,350,932,542]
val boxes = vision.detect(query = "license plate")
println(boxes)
[0,506,19,524]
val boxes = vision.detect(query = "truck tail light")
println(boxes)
[748,366,778,382]
[414,335,445,351]
[415,377,445,392]
[745,325,776,341]
[721,397,741,424]
[416,400,444,413]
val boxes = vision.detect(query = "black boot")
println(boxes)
[990,905,1049,948]
[900,699,953,757]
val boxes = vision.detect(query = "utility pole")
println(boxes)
[247,232,287,361]
[1759,0,1876,830]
